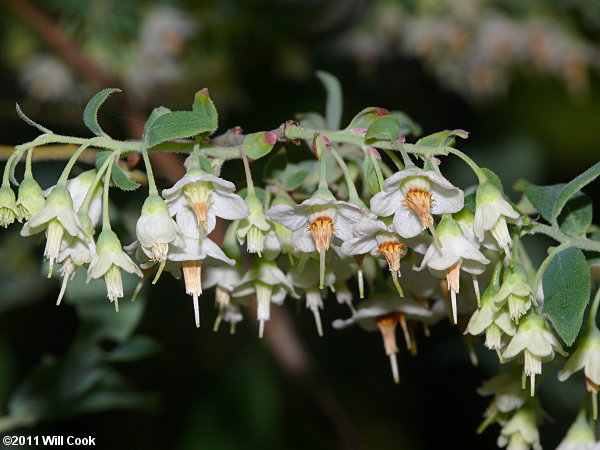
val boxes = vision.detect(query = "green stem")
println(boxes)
[139,145,158,195]
[102,153,117,231]
[490,259,503,289]
[80,152,116,215]
[330,148,364,206]
[445,147,486,184]
[318,149,328,191]
[240,149,255,195]
[24,148,34,179]
[57,139,98,185]
[525,223,600,253]
[400,150,415,168]
[532,242,572,299]
[382,148,404,171]
[588,286,600,328]
[2,151,19,186]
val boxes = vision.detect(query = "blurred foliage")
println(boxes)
[0,0,599,449]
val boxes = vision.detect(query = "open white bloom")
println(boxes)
[136,194,184,281]
[556,409,596,450]
[333,295,446,383]
[466,283,516,350]
[454,206,499,251]
[203,264,245,331]
[16,177,45,222]
[558,324,600,419]
[232,259,296,337]
[478,372,528,425]
[266,191,363,288]
[0,185,19,227]
[495,264,533,322]
[473,181,519,255]
[418,215,490,324]
[168,234,235,328]
[370,169,463,239]
[21,184,88,277]
[497,406,542,450]
[87,229,142,310]
[162,170,249,237]
[503,312,567,395]
[236,192,272,256]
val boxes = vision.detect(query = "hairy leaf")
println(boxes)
[552,161,600,220]
[243,132,278,160]
[142,106,171,143]
[283,170,309,191]
[15,104,52,134]
[83,88,121,136]
[557,192,592,237]
[145,111,214,147]
[192,88,218,133]
[365,115,401,143]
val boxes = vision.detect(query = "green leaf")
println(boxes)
[142,106,171,143]
[283,170,309,190]
[238,187,267,205]
[390,111,421,137]
[111,160,141,191]
[365,115,401,143]
[103,336,161,362]
[243,132,278,160]
[316,70,343,130]
[518,181,565,222]
[557,192,592,237]
[346,107,390,130]
[363,155,380,195]
[15,104,52,134]
[416,129,468,147]
[263,150,287,180]
[543,247,591,346]
[83,88,121,136]
[552,161,600,220]
[482,168,504,193]
[95,150,112,171]
[192,88,218,133]
[145,111,214,147]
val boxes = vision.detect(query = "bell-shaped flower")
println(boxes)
[556,409,596,450]
[168,233,235,328]
[370,169,463,239]
[495,263,533,322]
[453,206,499,251]
[417,215,490,324]
[16,177,45,222]
[136,194,184,281]
[502,312,567,396]
[558,323,600,419]
[473,181,519,255]
[220,302,244,335]
[162,169,249,237]
[232,259,296,337]
[21,184,88,277]
[236,192,272,256]
[87,228,142,311]
[333,294,447,383]
[477,371,528,433]
[0,185,19,227]
[466,282,516,350]
[497,405,542,450]
[203,264,245,331]
[266,189,363,288]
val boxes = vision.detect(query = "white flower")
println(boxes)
[203,264,245,331]
[556,409,596,450]
[370,169,463,239]
[87,229,142,310]
[0,185,19,227]
[502,312,567,395]
[418,215,490,324]
[162,171,249,237]
[20,55,76,102]
[139,7,197,57]
[454,205,499,251]
[21,184,88,276]
[136,194,184,280]
[16,177,45,222]
[495,263,533,322]
[478,372,528,415]
[236,192,272,256]
[497,406,542,450]
[473,181,519,255]
[168,232,235,328]
[232,259,296,337]
[266,193,363,288]
[466,283,516,350]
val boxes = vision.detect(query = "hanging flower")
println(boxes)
[266,191,363,288]
[556,409,596,450]
[417,215,490,324]
[87,228,143,310]
[473,181,519,255]
[370,169,463,239]
[0,185,19,227]
[203,264,245,331]
[21,184,88,277]
[236,192,272,256]
[168,234,235,328]
[502,312,567,396]
[162,170,249,237]
[497,405,542,450]
[495,263,533,322]
[16,177,45,222]
[232,259,296,337]
[477,371,528,433]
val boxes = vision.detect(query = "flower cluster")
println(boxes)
[3,87,599,450]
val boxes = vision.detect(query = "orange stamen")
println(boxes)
[307,216,336,253]
[402,189,435,229]
[375,240,406,272]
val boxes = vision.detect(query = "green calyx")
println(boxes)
[476,181,503,206]
[141,193,169,216]
[16,177,45,220]
[96,228,123,254]
[435,215,463,238]
[453,206,474,226]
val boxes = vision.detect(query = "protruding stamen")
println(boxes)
[445,260,462,325]
[259,319,265,338]
[391,271,404,297]
[213,306,224,332]
[319,250,326,289]
[312,308,323,337]
[114,297,120,312]
[182,260,203,296]
[389,354,400,384]
[396,314,411,351]
[56,259,75,306]
[255,282,273,338]
[354,255,365,299]
[376,316,399,384]
[192,294,200,328]
[402,189,435,230]
[152,258,167,284]
[45,219,64,278]
[376,240,406,273]
[472,274,481,307]
[530,373,535,397]
[184,182,212,233]
[450,290,457,325]
[307,216,335,253]
[56,272,70,306]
